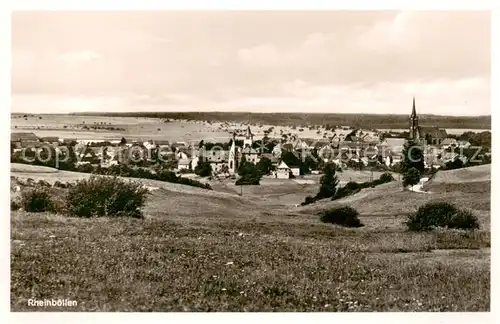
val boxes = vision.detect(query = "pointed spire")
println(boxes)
[411,97,417,117]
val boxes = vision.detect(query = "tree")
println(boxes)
[403,167,421,190]
[236,160,262,185]
[256,157,273,176]
[238,155,249,176]
[347,159,364,170]
[445,158,465,170]
[316,162,339,199]
[194,159,212,177]
[263,132,270,143]
[401,139,424,174]
[424,133,433,145]
[120,137,127,145]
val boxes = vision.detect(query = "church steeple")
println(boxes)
[244,125,253,148]
[411,97,417,118]
[409,97,419,140]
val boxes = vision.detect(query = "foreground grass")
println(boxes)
[11,211,490,312]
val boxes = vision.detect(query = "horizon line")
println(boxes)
[10,111,493,118]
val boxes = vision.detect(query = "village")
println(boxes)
[10,98,488,182]
[9,10,492,313]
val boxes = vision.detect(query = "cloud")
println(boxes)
[11,11,490,115]
[236,11,489,85]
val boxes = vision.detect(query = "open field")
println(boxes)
[209,170,398,208]
[11,115,231,142]
[10,164,490,311]
[71,112,492,130]
[11,163,60,174]
[378,128,490,135]
[427,164,491,183]
[12,113,491,145]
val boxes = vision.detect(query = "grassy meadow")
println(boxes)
[10,164,490,311]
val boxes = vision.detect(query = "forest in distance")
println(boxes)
[68,112,491,130]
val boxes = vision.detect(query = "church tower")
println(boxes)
[409,97,419,140]
[229,132,237,175]
[243,126,253,148]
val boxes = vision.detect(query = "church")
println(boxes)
[409,97,448,145]
[204,125,260,176]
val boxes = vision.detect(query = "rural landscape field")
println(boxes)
[11,10,491,314]
[10,143,491,311]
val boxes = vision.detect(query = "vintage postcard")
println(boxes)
[9,8,492,319]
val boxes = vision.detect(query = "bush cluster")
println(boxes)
[12,176,151,219]
[331,172,395,201]
[406,201,480,231]
[20,186,56,213]
[53,180,68,188]
[235,176,260,186]
[319,206,364,228]
[11,200,21,211]
[11,157,211,190]
[303,172,394,206]
[96,164,211,190]
[301,196,315,206]
[66,176,149,218]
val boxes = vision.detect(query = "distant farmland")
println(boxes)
[71,112,491,130]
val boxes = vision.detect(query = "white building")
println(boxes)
[276,161,292,179]
[290,166,300,177]
[178,158,191,171]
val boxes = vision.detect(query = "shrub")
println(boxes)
[235,175,260,185]
[194,160,212,177]
[37,179,52,187]
[301,196,315,206]
[379,172,394,183]
[319,206,363,228]
[66,176,149,218]
[53,180,67,188]
[20,186,56,212]
[11,200,21,211]
[345,181,360,191]
[177,177,212,190]
[25,178,35,186]
[314,163,339,199]
[403,167,421,188]
[76,163,94,174]
[447,209,480,230]
[406,201,480,231]
[358,181,372,189]
[332,186,360,200]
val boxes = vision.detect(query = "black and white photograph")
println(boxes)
[6,4,494,319]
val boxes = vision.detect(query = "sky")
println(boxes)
[11,11,491,115]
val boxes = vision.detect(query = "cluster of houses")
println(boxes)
[10,98,478,179]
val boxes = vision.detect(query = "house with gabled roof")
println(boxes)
[177,158,192,171]
[441,138,458,149]
[11,132,40,148]
[241,146,261,164]
[260,153,279,167]
[276,161,292,179]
